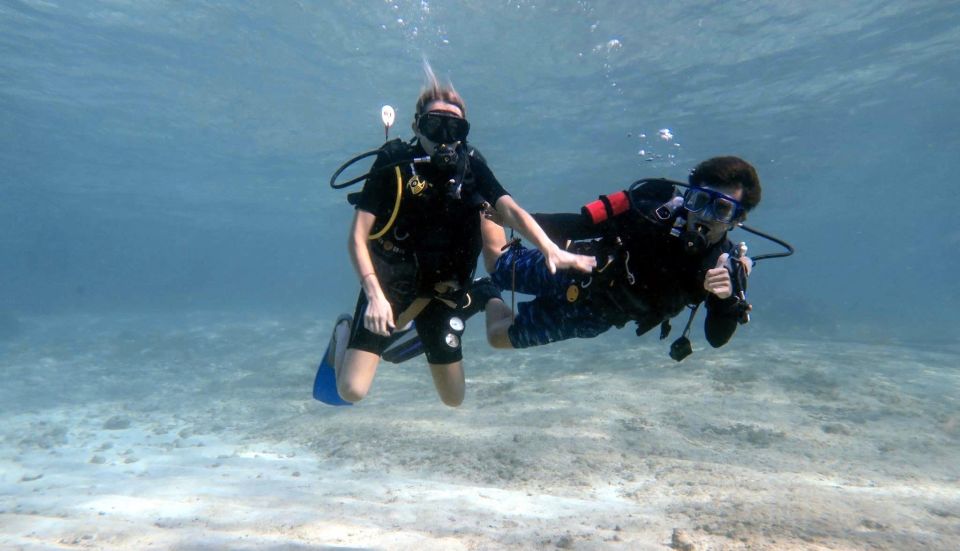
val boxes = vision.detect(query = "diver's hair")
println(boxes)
[689,156,762,212]
[414,61,466,118]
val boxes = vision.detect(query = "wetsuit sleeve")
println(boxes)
[354,149,395,217]
[702,241,741,347]
[531,213,605,243]
[469,155,510,206]
[704,295,740,347]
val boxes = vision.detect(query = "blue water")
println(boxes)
[2,0,957,341]
[1,2,959,549]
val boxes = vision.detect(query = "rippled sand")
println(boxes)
[1,313,957,550]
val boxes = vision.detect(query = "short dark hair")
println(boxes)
[689,156,761,212]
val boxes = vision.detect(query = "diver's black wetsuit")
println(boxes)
[349,139,509,364]
[491,196,743,349]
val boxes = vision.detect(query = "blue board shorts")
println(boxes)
[491,246,612,348]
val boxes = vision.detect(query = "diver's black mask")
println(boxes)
[417,112,470,171]
[416,112,470,144]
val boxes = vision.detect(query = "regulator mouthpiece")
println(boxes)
[432,142,460,169]
[679,224,710,255]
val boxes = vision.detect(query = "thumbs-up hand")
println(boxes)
[704,253,734,299]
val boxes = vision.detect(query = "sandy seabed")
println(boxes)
[1,312,958,550]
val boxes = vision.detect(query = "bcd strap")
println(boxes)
[659,320,671,340]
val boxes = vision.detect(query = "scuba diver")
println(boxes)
[313,63,595,407]
[472,156,793,360]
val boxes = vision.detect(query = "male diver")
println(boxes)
[470,156,791,360]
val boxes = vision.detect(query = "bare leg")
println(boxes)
[481,216,508,274]
[334,295,432,403]
[480,216,516,348]
[429,361,465,407]
[337,348,380,402]
[484,298,514,349]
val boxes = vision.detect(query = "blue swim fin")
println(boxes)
[312,315,353,406]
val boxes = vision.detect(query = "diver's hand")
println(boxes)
[363,288,396,337]
[704,253,734,299]
[546,245,596,274]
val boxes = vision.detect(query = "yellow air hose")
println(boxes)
[368,166,404,240]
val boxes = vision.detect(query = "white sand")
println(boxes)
[1,313,958,550]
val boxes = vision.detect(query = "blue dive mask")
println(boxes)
[682,186,743,224]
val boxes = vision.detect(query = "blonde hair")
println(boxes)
[414,60,466,118]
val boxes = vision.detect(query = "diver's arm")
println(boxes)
[489,210,593,246]
[349,210,395,336]
[493,195,596,274]
[532,212,603,243]
[704,298,739,347]
[702,252,752,347]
